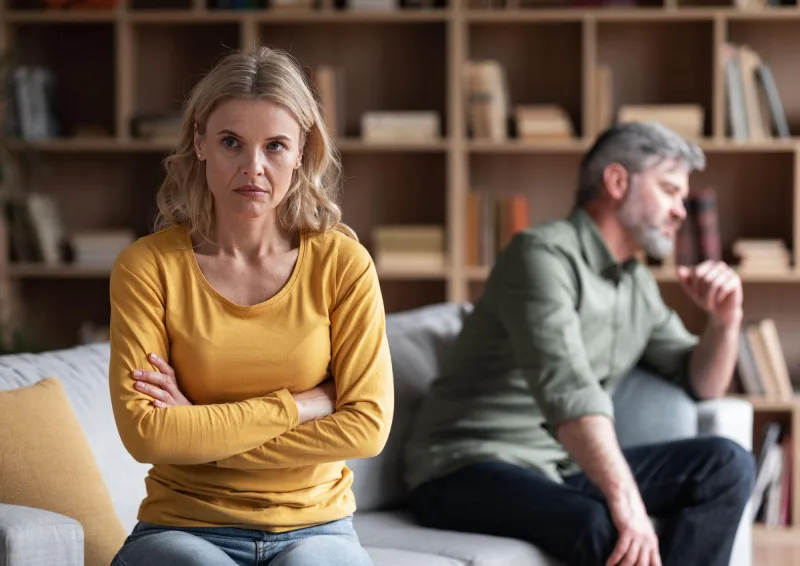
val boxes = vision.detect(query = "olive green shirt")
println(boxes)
[403,207,700,489]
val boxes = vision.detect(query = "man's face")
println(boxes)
[616,158,690,260]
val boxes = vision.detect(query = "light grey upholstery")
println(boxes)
[0,302,753,566]
[356,511,559,566]
[0,504,83,566]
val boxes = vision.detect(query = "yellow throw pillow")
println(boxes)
[0,378,127,566]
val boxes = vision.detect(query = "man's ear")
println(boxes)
[602,163,629,202]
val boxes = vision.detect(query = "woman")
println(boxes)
[108,46,393,566]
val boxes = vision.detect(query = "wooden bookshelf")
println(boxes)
[2,0,800,557]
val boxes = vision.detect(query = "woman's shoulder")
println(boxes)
[113,224,187,272]
[304,225,373,271]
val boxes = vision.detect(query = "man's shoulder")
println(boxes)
[508,217,582,261]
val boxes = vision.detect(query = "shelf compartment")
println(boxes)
[660,283,800,383]
[687,151,794,266]
[596,19,715,137]
[15,279,113,352]
[339,152,446,254]
[256,22,447,138]
[131,0,193,9]
[20,153,165,238]
[133,23,240,120]
[468,21,583,139]
[10,23,116,139]
[469,152,582,226]
[380,280,447,314]
[727,20,800,139]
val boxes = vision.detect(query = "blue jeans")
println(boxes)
[110,515,373,566]
[409,437,756,566]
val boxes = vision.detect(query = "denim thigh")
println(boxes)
[110,516,370,566]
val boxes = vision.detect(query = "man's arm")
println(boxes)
[494,234,659,566]
[638,260,742,402]
[688,315,741,399]
[558,415,660,566]
[679,261,744,400]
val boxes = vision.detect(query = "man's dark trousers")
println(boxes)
[409,436,756,566]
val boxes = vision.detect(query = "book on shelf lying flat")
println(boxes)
[617,104,704,140]
[514,105,574,141]
[361,112,440,143]
[70,230,136,267]
[733,239,792,274]
[371,225,446,272]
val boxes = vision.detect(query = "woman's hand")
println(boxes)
[132,353,192,408]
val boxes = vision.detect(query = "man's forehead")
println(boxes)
[648,158,690,183]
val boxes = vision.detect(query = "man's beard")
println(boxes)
[617,184,676,260]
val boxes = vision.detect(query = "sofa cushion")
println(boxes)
[612,366,698,449]
[348,303,472,512]
[354,511,560,566]
[365,546,464,566]
[0,378,127,566]
[0,342,149,533]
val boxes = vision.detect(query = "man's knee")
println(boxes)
[703,436,756,496]
[572,505,617,566]
[271,535,373,566]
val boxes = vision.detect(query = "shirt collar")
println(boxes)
[568,207,639,281]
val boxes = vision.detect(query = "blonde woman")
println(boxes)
[108,46,393,566]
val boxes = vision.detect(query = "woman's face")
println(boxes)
[194,98,303,223]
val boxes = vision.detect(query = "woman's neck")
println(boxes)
[198,213,293,260]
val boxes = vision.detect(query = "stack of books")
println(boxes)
[70,230,136,268]
[733,239,791,274]
[371,225,445,272]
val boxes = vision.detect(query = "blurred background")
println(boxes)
[0,1,799,560]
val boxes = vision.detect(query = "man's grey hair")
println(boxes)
[576,122,706,207]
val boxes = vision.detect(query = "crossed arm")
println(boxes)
[108,238,394,468]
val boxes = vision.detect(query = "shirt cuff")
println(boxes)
[273,388,300,430]
[541,385,615,435]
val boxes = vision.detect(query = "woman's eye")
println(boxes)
[266,141,285,151]
[222,137,238,148]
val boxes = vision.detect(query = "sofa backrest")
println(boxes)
[347,302,472,512]
[0,302,472,529]
[0,342,150,533]
[0,301,698,527]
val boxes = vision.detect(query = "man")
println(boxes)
[403,122,756,566]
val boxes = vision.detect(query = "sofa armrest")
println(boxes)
[697,398,754,566]
[697,398,753,451]
[0,504,83,566]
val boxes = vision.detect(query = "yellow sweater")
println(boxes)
[108,223,394,532]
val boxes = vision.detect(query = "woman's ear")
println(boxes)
[193,122,204,161]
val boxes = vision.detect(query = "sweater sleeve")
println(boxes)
[215,236,394,469]
[108,238,299,466]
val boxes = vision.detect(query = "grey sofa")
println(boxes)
[0,302,754,566]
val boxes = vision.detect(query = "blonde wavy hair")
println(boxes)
[154,46,355,242]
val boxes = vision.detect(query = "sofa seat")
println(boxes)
[365,546,464,566]
[355,510,560,566]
